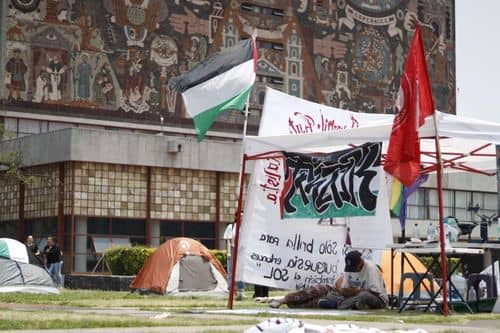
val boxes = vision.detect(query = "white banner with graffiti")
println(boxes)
[236,88,393,290]
[281,143,382,220]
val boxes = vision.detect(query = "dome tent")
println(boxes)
[130,237,228,296]
[0,238,29,263]
[0,237,44,267]
[0,257,59,294]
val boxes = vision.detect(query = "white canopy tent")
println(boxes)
[228,89,500,311]
[244,110,500,175]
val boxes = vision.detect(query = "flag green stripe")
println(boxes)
[192,85,252,141]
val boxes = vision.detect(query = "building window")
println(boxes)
[157,220,216,249]
[24,217,58,250]
[75,217,146,272]
[291,63,297,75]
[406,188,497,223]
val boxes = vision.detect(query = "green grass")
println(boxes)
[1,289,500,330]
[243,310,500,325]
[0,309,259,330]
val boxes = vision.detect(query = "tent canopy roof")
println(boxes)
[245,110,500,174]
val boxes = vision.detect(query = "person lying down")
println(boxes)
[255,251,388,310]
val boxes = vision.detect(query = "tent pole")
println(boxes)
[227,154,248,309]
[433,113,449,316]
[236,95,250,197]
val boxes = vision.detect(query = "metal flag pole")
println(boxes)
[432,112,449,316]
[229,31,257,309]
[228,153,248,309]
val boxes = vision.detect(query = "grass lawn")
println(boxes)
[1,289,500,330]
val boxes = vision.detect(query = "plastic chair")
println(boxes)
[399,272,435,304]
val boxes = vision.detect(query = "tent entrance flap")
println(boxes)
[179,255,217,292]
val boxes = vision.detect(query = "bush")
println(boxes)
[418,255,462,278]
[105,246,155,275]
[210,249,228,272]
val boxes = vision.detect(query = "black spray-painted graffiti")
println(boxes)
[280,142,382,219]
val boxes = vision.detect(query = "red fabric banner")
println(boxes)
[383,25,435,186]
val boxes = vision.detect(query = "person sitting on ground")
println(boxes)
[256,250,388,310]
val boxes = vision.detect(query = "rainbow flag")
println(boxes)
[390,174,428,229]
[389,178,404,217]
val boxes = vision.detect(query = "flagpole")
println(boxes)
[432,112,449,316]
[237,96,250,190]
[229,31,257,309]
[236,30,256,193]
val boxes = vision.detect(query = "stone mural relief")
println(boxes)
[1,0,455,133]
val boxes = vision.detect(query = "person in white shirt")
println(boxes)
[256,250,387,310]
[319,250,388,310]
[223,221,245,298]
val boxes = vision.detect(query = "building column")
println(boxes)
[150,220,160,248]
[146,167,152,246]
[17,181,25,241]
[57,163,65,249]
[215,172,221,248]
[74,216,87,272]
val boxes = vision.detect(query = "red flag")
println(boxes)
[384,25,435,186]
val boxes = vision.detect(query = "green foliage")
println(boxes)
[104,246,155,275]
[210,249,228,271]
[418,255,462,278]
[104,247,228,276]
[0,125,37,185]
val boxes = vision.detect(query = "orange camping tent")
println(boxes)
[380,249,439,295]
[130,237,227,295]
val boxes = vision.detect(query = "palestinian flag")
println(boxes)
[169,38,257,141]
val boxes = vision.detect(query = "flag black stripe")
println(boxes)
[168,39,254,93]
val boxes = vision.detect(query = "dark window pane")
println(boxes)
[24,217,57,239]
[201,239,215,249]
[87,217,109,234]
[160,221,182,238]
[111,219,145,236]
[0,220,18,239]
[184,222,215,238]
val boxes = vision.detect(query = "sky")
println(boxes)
[455,0,500,123]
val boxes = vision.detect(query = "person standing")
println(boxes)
[25,235,43,266]
[223,220,245,299]
[5,49,27,101]
[76,54,92,101]
[43,236,63,287]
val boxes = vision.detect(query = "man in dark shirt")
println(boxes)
[26,235,43,267]
[43,236,63,287]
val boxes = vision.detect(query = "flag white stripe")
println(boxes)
[181,60,255,118]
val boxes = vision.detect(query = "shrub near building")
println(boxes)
[105,246,228,275]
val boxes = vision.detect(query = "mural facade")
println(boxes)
[0,0,455,133]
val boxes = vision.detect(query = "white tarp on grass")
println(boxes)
[244,318,429,333]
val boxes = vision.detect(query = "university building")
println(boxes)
[0,0,495,274]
